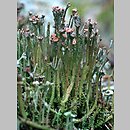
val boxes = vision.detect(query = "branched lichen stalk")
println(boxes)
[61,67,76,112]
[74,75,99,123]
[46,82,55,125]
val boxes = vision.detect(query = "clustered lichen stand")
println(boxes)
[17,3,114,130]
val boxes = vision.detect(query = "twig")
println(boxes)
[18,116,54,130]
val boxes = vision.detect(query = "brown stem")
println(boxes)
[74,64,81,96]
[18,116,54,130]
[17,82,27,119]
